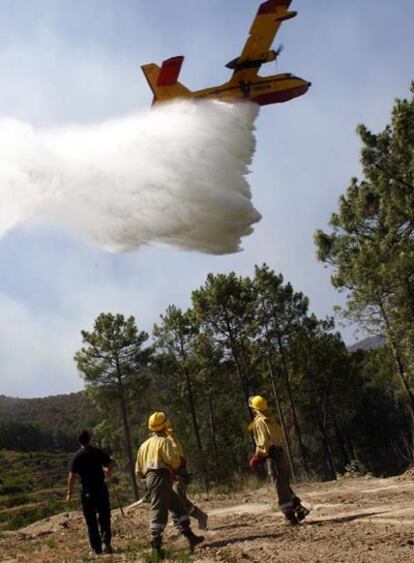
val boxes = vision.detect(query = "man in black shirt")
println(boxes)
[67,430,113,555]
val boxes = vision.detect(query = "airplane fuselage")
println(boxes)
[187,73,310,106]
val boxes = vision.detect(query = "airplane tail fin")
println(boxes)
[141,56,190,104]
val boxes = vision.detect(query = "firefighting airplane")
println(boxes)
[141,0,310,107]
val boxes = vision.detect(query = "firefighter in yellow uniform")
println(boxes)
[135,412,204,558]
[165,420,208,530]
[248,395,310,524]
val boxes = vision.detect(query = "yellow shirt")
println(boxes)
[166,431,184,458]
[135,434,181,478]
[249,411,283,456]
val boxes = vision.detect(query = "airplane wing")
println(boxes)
[234,0,296,78]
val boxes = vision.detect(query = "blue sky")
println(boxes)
[0,0,413,397]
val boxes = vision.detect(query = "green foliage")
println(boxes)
[0,477,32,496]
[74,313,153,500]
[0,450,73,531]
[75,313,152,395]
[149,264,409,482]
[46,538,58,549]
[192,272,259,415]
[3,493,30,508]
[344,459,368,476]
[142,546,192,563]
[4,494,65,531]
[4,255,412,506]
[153,306,207,480]
[0,392,97,452]
[315,82,414,431]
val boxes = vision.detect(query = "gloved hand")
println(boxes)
[249,454,266,470]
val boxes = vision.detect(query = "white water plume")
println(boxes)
[0,100,261,254]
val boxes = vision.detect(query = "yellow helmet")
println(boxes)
[148,411,167,432]
[248,395,268,412]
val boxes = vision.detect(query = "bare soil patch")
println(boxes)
[1,474,414,561]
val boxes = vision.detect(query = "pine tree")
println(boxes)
[74,313,152,500]
[315,82,414,432]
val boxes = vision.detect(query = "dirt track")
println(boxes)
[1,473,414,562]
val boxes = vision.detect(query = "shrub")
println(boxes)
[4,493,30,508]
[0,476,32,495]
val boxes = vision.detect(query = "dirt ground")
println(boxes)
[1,472,414,562]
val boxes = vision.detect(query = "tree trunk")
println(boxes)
[183,367,203,453]
[207,391,219,483]
[398,403,414,464]
[177,333,204,455]
[333,417,351,469]
[260,304,296,478]
[207,392,219,460]
[380,302,414,424]
[240,339,258,396]
[389,341,414,424]
[345,431,356,460]
[266,358,296,480]
[224,315,253,421]
[380,312,414,467]
[321,413,336,480]
[228,341,248,403]
[277,336,309,475]
[301,348,336,480]
[182,364,209,490]
[119,394,139,500]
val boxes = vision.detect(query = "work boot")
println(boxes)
[150,536,165,560]
[102,542,113,554]
[197,510,208,531]
[191,506,208,530]
[295,505,310,522]
[182,530,205,553]
[284,509,299,525]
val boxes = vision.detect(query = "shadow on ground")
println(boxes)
[307,510,390,526]
[204,531,283,549]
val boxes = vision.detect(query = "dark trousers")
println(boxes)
[81,485,111,552]
[174,473,205,521]
[266,446,300,513]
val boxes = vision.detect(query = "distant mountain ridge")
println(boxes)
[0,391,96,426]
[348,335,385,352]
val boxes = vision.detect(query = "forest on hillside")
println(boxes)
[0,393,98,451]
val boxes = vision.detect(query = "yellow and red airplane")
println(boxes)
[141,0,310,107]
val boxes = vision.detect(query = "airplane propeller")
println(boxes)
[274,44,284,72]
[275,43,284,58]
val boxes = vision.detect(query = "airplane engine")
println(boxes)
[226,49,276,70]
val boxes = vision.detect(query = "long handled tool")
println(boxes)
[126,492,150,512]
[110,476,126,518]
